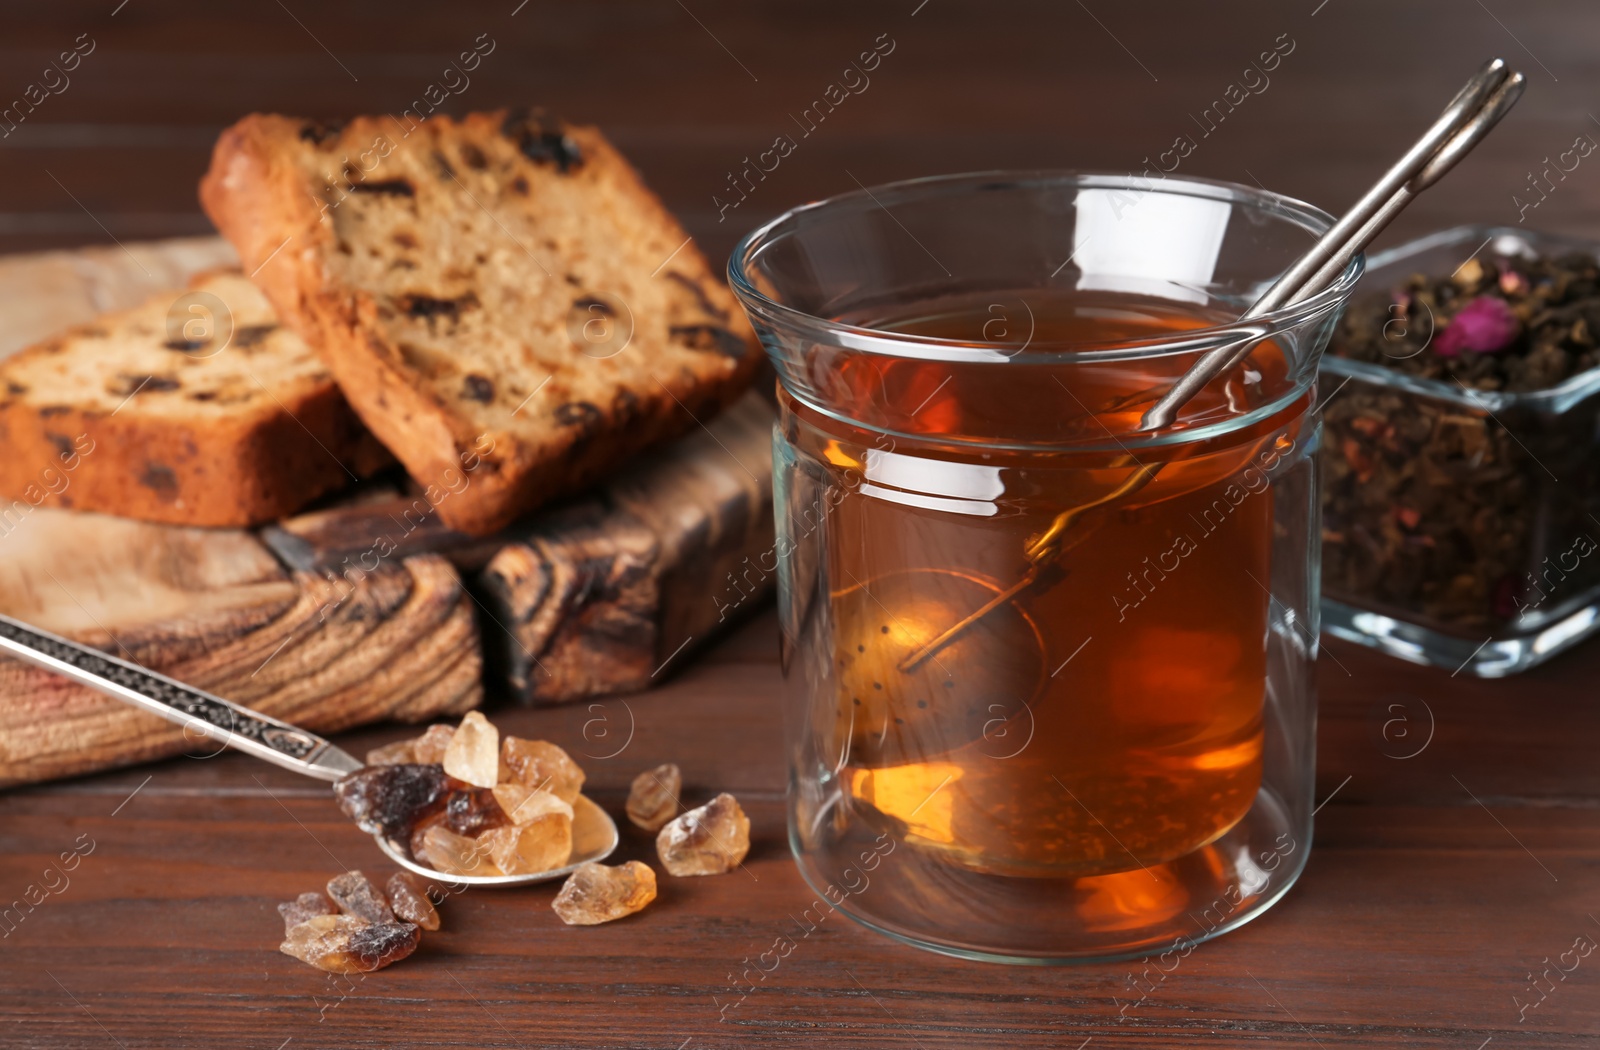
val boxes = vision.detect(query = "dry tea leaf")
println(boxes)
[500,736,585,803]
[277,891,337,934]
[552,861,657,926]
[415,824,503,877]
[334,764,458,841]
[657,792,750,877]
[365,738,417,766]
[1320,249,1600,635]
[326,870,395,924]
[411,724,457,765]
[625,763,681,832]
[280,914,420,974]
[386,872,441,931]
[444,712,500,788]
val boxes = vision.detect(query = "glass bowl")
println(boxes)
[1319,225,1600,677]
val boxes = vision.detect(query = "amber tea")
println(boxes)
[783,289,1303,879]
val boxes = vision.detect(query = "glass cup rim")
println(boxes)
[727,169,1365,365]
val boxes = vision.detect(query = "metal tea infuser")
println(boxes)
[832,59,1525,745]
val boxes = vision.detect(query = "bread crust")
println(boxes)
[0,274,389,528]
[0,386,383,528]
[200,111,759,536]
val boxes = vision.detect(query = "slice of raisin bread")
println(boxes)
[200,110,760,536]
[0,270,390,527]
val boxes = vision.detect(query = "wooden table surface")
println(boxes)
[4,1,1600,1047]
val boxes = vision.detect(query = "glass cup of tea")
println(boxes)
[729,172,1360,963]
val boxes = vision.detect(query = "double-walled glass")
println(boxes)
[731,172,1359,963]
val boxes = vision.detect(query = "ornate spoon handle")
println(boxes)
[0,612,360,782]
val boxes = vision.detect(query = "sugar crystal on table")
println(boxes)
[279,915,420,974]
[551,861,658,925]
[326,870,395,924]
[656,792,750,876]
[386,872,440,931]
[276,891,338,934]
[625,762,681,832]
[365,738,417,766]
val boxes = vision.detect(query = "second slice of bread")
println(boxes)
[0,270,389,527]
[200,111,760,536]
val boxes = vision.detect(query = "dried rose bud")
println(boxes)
[1435,297,1520,357]
[1497,259,1530,296]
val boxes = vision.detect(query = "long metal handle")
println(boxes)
[0,612,361,781]
[1138,60,1524,431]
[1245,58,1509,320]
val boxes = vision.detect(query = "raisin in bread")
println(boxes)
[200,110,760,536]
[0,270,390,527]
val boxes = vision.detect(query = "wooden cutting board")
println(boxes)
[0,510,482,788]
[0,237,776,786]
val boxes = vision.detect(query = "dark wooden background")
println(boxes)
[4,1,1600,1047]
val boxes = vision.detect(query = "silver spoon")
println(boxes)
[0,611,618,886]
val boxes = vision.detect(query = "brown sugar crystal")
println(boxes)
[334,763,459,842]
[277,891,338,934]
[386,872,441,931]
[326,870,395,924]
[280,915,420,974]
[443,711,500,788]
[415,824,503,877]
[411,724,457,765]
[489,782,562,824]
[656,792,750,877]
[625,763,681,832]
[500,736,585,803]
[444,787,511,837]
[478,791,574,875]
[551,861,658,926]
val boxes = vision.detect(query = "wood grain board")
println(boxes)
[0,508,481,788]
[0,237,239,360]
[478,389,774,704]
